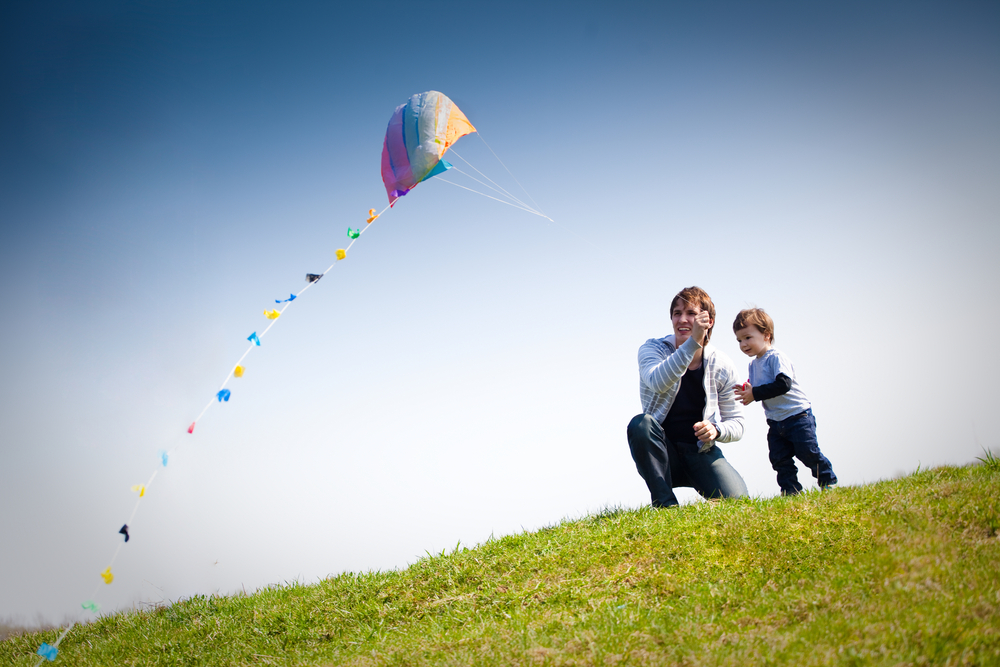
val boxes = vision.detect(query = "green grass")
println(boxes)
[4,459,1000,666]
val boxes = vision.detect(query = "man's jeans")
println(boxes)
[627,413,748,508]
[766,408,837,494]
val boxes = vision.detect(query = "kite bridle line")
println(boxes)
[441,145,606,253]
[445,148,549,219]
[435,176,551,219]
[473,131,547,217]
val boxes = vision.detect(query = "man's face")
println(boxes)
[671,300,708,346]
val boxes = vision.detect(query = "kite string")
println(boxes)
[43,138,544,660]
[49,205,394,662]
[33,623,75,667]
[126,470,158,524]
[198,203,393,425]
[36,119,545,661]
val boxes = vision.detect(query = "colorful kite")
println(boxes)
[380,91,476,206]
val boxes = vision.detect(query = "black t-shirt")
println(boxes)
[662,364,706,447]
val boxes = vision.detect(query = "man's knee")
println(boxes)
[627,413,657,440]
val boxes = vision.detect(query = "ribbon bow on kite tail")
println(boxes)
[380,91,476,206]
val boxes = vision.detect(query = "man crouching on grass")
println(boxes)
[627,286,748,508]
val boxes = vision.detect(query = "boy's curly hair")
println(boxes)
[670,286,716,343]
[732,307,775,343]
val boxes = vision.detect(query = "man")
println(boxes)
[627,286,748,507]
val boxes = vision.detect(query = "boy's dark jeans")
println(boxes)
[766,408,837,494]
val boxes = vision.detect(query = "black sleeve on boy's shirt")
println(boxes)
[753,373,792,401]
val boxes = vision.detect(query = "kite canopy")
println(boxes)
[380,91,476,205]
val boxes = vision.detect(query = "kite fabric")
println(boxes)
[101,567,113,584]
[119,524,130,542]
[306,273,323,283]
[381,91,476,206]
[217,389,231,402]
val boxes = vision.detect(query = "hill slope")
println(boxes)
[4,460,999,666]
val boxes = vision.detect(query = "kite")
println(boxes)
[306,273,323,283]
[158,450,168,466]
[275,294,297,303]
[347,228,360,239]
[80,601,100,612]
[100,567,113,584]
[217,389,231,402]
[119,524,130,542]
[233,365,245,378]
[248,332,261,346]
[380,90,476,206]
[131,485,145,497]
[264,310,281,320]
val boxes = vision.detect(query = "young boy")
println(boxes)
[732,308,837,495]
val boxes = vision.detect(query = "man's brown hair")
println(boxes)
[670,286,716,344]
[732,307,775,343]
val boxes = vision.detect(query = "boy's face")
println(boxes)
[735,326,770,359]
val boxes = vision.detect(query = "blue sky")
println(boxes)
[2,1,998,623]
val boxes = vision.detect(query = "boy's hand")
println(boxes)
[693,421,718,443]
[734,382,755,405]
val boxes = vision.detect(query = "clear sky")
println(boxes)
[2,0,998,623]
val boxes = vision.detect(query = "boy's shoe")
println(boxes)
[820,482,838,490]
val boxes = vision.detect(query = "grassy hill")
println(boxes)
[4,458,999,666]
